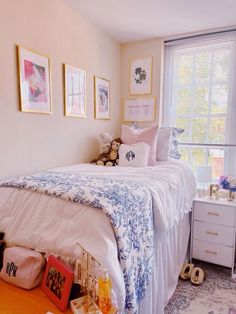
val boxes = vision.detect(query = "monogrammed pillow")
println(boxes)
[0,246,45,289]
[119,143,150,167]
[121,125,158,166]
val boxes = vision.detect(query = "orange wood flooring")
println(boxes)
[0,279,72,314]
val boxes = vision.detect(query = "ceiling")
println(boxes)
[64,0,236,43]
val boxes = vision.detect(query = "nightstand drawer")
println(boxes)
[192,239,233,268]
[193,221,234,246]
[194,202,235,227]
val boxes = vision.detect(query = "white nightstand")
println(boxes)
[190,196,236,278]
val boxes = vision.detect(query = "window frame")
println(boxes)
[163,33,236,177]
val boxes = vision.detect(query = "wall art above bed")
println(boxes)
[64,64,86,118]
[17,46,52,114]
[124,97,156,122]
[94,76,110,120]
[129,56,152,95]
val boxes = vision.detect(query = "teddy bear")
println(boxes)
[91,131,113,165]
[97,131,113,154]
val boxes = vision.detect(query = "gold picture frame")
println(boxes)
[209,184,219,199]
[17,45,52,114]
[64,64,86,118]
[129,56,152,95]
[124,97,156,122]
[94,76,110,120]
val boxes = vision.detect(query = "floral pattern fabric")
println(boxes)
[0,171,154,314]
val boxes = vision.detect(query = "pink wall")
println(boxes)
[0,0,121,178]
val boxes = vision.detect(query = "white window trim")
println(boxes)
[163,32,236,177]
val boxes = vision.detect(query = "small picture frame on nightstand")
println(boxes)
[209,184,219,199]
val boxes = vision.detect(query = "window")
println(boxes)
[163,33,236,180]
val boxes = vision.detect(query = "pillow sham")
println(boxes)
[169,127,184,159]
[156,127,184,160]
[156,127,172,161]
[119,143,150,167]
[121,124,158,166]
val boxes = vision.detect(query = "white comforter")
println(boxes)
[54,159,196,230]
[0,160,196,312]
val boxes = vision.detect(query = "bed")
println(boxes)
[0,159,196,314]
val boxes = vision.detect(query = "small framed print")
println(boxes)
[64,64,86,118]
[94,76,110,120]
[209,184,219,199]
[124,97,156,122]
[130,57,152,95]
[17,45,52,114]
[41,255,74,312]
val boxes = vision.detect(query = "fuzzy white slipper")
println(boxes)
[179,263,195,280]
[190,267,205,285]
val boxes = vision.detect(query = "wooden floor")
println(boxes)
[0,279,72,314]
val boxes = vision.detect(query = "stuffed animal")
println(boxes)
[90,131,113,165]
[90,146,111,165]
[104,138,122,166]
[97,131,113,154]
[91,138,122,166]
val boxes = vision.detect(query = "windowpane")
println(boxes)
[176,87,192,115]
[179,146,225,181]
[208,149,224,179]
[176,54,193,84]
[178,147,189,161]
[213,50,230,82]
[176,118,191,142]
[192,118,208,143]
[195,52,211,83]
[192,86,209,115]
[211,84,228,114]
[209,117,225,144]
[192,148,206,169]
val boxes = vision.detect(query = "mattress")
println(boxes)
[0,160,196,313]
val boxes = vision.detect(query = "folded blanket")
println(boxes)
[0,171,154,314]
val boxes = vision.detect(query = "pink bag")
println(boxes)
[0,246,45,289]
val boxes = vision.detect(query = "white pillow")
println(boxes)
[119,143,150,167]
[156,127,172,161]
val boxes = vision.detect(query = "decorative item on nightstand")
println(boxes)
[196,166,212,198]
[209,184,219,199]
[219,176,236,201]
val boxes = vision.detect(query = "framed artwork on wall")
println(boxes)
[129,56,152,95]
[64,64,86,118]
[17,45,52,114]
[41,255,74,312]
[94,76,110,120]
[124,97,156,122]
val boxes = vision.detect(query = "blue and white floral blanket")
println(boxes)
[0,171,154,314]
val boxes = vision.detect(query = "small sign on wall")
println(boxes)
[124,97,156,122]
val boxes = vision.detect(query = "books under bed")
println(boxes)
[0,160,196,314]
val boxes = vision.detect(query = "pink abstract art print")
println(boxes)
[24,60,48,103]
[18,46,51,113]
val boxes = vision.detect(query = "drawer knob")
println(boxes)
[207,211,220,216]
[206,249,218,255]
[206,231,219,236]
